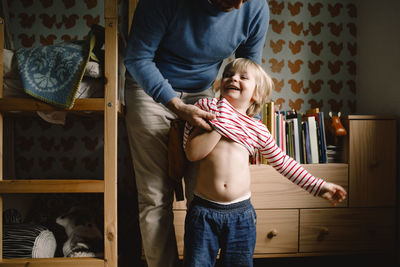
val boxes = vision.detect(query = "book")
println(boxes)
[275,111,280,148]
[286,117,301,162]
[304,110,327,163]
[285,120,292,157]
[315,121,322,163]
[280,112,286,153]
[301,121,308,163]
[291,117,301,163]
[318,111,327,163]
[303,120,312,164]
[262,102,275,164]
[296,112,304,163]
[307,116,319,163]
[266,102,275,139]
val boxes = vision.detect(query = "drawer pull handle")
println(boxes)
[320,227,329,235]
[267,229,278,239]
[317,227,329,241]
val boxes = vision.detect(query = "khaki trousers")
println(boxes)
[124,79,214,267]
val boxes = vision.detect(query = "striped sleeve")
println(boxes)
[254,123,326,196]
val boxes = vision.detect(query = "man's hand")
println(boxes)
[167,97,216,131]
[318,182,347,206]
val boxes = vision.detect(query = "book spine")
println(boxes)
[304,120,312,164]
[319,111,327,163]
[307,116,319,163]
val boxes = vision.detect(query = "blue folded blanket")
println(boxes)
[15,28,98,109]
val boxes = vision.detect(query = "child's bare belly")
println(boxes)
[195,138,252,203]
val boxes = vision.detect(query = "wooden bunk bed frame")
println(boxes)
[0,0,137,266]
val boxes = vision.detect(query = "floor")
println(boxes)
[132,253,399,267]
[251,254,398,266]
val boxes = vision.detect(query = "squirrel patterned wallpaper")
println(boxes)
[216,0,357,115]
[264,0,357,114]
[7,0,128,48]
[6,0,357,180]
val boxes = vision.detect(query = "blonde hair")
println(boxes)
[221,58,274,117]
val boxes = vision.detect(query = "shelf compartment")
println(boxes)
[0,258,104,267]
[0,180,104,193]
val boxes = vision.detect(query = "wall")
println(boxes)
[356,0,400,116]
[356,0,400,261]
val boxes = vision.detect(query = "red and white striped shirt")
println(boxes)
[183,97,326,196]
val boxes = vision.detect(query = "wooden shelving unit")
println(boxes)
[0,0,138,266]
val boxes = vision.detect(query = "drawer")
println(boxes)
[250,164,348,209]
[299,208,396,253]
[254,209,298,255]
[174,209,299,256]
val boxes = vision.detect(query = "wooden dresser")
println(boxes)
[173,115,397,258]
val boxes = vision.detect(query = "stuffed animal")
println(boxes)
[56,207,103,258]
[327,111,347,146]
[328,111,347,137]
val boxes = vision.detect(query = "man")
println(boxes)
[124,0,269,266]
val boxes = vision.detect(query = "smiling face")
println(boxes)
[220,64,257,114]
[211,0,248,12]
[219,58,274,117]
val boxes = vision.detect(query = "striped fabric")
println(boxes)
[3,224,56,258]
[183,97,326,196]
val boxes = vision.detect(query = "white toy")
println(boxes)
[56,207,103,258]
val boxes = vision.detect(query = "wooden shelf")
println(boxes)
[347,115,396,120]
[0,98,123,114]
[0,180,104,193]
[0,258,104,267]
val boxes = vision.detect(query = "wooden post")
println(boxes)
[104,12,118,267]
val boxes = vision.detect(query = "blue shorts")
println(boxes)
[183,195,257,267]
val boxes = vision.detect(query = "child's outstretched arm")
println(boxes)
[318,182,347,206]
[184,127,221,162]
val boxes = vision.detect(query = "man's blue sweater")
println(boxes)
[124,0,270,106]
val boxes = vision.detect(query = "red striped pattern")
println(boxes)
[184,98,325,196]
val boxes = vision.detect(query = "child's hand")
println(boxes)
[318,182,347,206]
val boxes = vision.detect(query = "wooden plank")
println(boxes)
[0,258,104,267]
[0,180,104,193]
[347,115,396,120]
[349,119,397,207]
[173,163,349,210]
[250,164,348,209]
[0,98,104,112]
[104,0,118,19]
[104,17,118,267]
